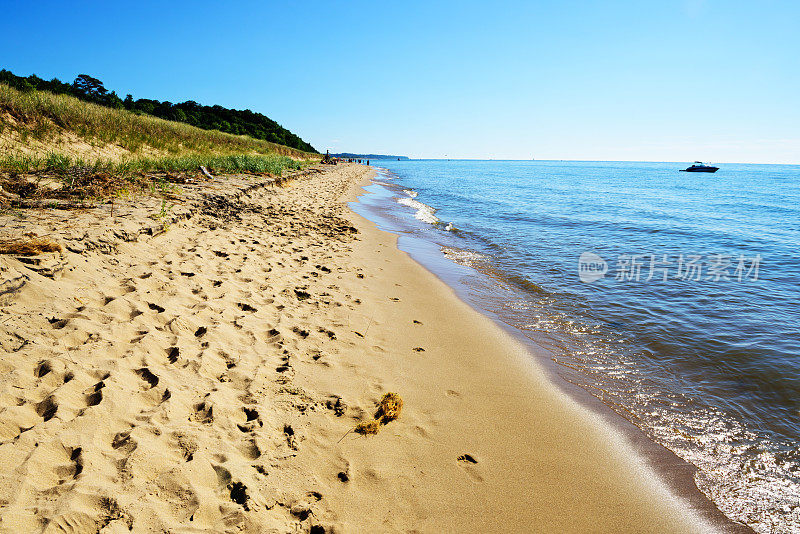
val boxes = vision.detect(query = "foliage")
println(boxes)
[0,68,317,153]
[0,83,315,161]
[0,152,303,177]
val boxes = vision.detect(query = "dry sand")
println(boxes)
[0,164,733,532]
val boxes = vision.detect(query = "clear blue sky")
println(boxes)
[2,0,798,163]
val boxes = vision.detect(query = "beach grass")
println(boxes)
[0,83,317,200]
[0,83,317,164]
[0,152,303,176]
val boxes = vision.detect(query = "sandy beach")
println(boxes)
[0,163,738,533]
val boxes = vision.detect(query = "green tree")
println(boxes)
[73,74,107,99]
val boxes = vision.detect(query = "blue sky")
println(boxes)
[2,0,798,162]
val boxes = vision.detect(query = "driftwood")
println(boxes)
[9,198,96,210]
[199,166,214,180]
[0,187,20,201]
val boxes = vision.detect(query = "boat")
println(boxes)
[681,161,719,173]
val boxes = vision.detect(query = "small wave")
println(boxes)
[397,197,439,224]
[441,246,491,265]
[441,246,548,295]
[397,191,458,230]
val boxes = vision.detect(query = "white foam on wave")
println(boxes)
[397,189,456,229]
[397,197,439,224]
[441,246,490,266]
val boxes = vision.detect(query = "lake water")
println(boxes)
[351,159,800,533]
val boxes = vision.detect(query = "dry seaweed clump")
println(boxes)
[376,392,403,424]
[351,392,403,438]
[0,237,62,255]
[353,420,380,436]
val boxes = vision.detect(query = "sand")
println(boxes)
[0,163,731,532]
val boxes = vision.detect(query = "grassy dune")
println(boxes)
[0,83,318,176]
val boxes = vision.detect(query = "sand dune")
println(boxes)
[0,164,738,532]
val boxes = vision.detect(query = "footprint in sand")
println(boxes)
[228,481,250,511]
[173,433,197,462]
[294,289,311,300]
[310,351,329,366]
[457,454,483,482]
[221,352,237,369]
[70,447,84,477]
[237,302,257,312]
[276,352,291,374]
[112,430,137,455]
[193,400,213,424]
[319,327,336,340]
[325,396,346,417]
[292,327,309,339]
[130,329,149,343]
[242,407,261,426]
[36,396,58,421]
[49,317,68,329]
[283,424,298,450]
[238,438,261,460]
[35,360,53,377]
[135,367,159,389]
[85,382,104,407]
[167,346,180,363]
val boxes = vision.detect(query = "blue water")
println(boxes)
[354,160,800,533]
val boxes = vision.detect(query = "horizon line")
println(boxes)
[350,157,800,166]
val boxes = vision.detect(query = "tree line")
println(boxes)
[0,69,317,153]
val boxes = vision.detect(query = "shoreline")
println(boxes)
[349,165,752,533]
[0,163,743,532]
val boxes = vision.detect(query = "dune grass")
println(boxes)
[0,83,318,202]
[0,152,303,176]
[0,83,317,166]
